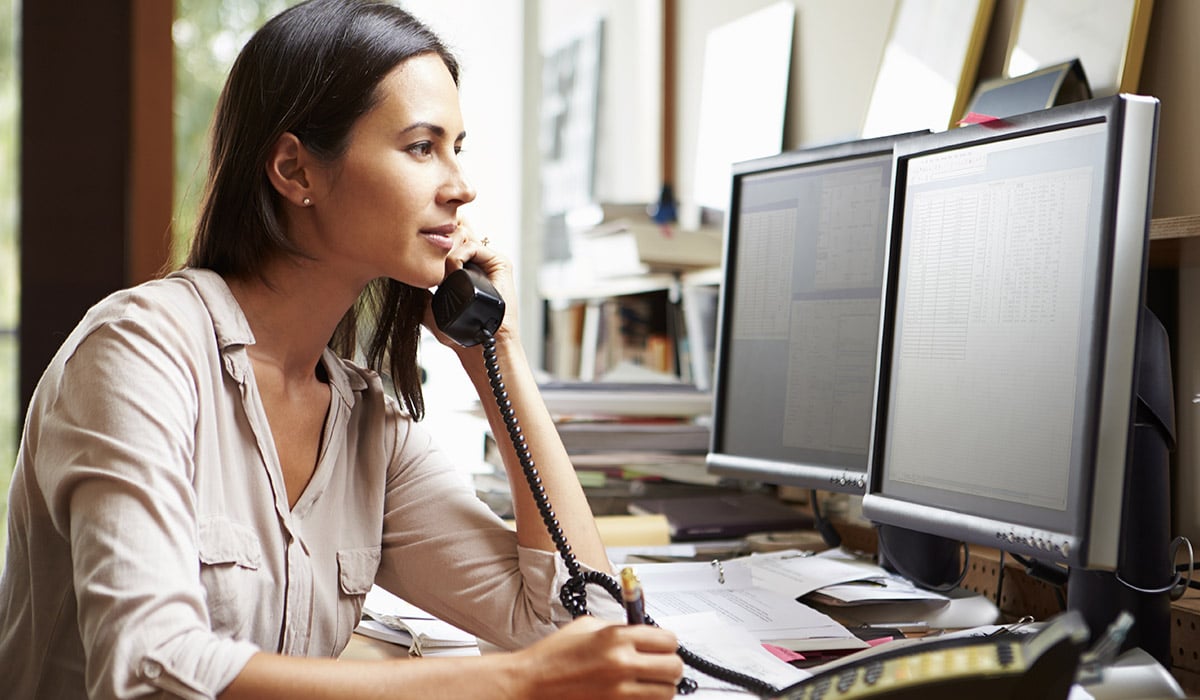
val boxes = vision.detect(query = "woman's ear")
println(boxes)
[265,132,316,207]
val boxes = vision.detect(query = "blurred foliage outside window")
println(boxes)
[0,0,18,565]
[173,0,302,262]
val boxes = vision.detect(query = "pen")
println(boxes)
[621,567,700,696]
[620,567,646,625]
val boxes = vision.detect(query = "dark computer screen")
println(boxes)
[708,134,921,494]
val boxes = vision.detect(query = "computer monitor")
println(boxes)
[863,95,1172,659]
[706,134,924,544]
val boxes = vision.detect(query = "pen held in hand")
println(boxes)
[619,567,646,625]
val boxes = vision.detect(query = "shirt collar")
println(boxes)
[170,268,368,403]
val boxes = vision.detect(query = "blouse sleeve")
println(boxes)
[34,316,258,699]
[371,399,623,650]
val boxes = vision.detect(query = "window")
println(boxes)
[0,0,19,564]
[173,0,302,259]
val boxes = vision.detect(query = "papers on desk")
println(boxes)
[357,586,480,657]
[659,611,810,696]
[777,548,950,605]
[628,559,867,652]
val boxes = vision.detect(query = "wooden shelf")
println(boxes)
[1149,215,1200,268]
[1151,215,1200,241]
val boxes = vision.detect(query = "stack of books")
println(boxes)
[537,380,718,487]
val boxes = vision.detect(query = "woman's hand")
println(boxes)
[423,218,520,350]
[504,616,685,700]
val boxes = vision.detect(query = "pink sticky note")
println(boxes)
[762,643,806,662]
[958,112,1002,126]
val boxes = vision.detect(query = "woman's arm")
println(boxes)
[222,617,682,700]
[436,238,613,581]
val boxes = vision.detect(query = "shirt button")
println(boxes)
[141,660,163,679]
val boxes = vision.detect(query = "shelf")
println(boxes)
[539,269,680,307]
[1150,215,1200,241]
[1149,215,1200,268]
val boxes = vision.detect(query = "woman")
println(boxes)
[0,1,684,697]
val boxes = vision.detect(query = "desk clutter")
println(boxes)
[352,545,1184,698]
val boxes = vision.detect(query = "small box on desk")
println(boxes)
[628,492,813,542]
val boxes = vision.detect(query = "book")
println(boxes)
[537,380,713,419]
[554,418,710,454]
[627,493,814,542]
[359,586,478,656]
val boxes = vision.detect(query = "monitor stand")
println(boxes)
[876,523,963,590]
[1067,306,1175,667]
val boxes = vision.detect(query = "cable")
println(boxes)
[480,334,780,697]
[809,489,842,549]
[995,550,1007,611]
[1115,536,1193,600]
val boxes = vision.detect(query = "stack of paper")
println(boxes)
[627,559,867,653]
[747,549,950,605]
[357,586,480,657]
[657,611,810,696]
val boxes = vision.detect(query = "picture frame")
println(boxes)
[861,0,995,138]
[539,17,605,215]
[1004,0,1154,98]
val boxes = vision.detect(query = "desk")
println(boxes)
[829,515,1200,696]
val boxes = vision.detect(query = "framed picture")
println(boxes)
[539,18,604,215]
[861,0,995,137]
[1004,0,1154,98]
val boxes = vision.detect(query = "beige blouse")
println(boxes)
[0,268,610,699]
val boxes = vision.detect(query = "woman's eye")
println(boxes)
[408,142,433,157]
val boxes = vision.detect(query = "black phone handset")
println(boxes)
[432,264,774,697]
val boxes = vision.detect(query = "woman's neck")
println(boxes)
[224,263,363,383]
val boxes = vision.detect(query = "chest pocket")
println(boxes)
[335,546,381,650]
[198,514,266,639]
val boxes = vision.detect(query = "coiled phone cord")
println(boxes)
[480,334,781,698]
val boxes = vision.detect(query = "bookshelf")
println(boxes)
[540,266,721,388]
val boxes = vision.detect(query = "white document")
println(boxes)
[746,549,902,598]
[629,561,866,652]
[658,611,810,697]
[804,547,950,604]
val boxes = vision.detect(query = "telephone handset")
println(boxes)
[430,264,505,347]
[431,266,1093,699]
[769,611,1090,700]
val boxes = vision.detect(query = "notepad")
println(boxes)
[358,586,479,657]
[627,493,813,542]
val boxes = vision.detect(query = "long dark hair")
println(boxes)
[187,0,460,419]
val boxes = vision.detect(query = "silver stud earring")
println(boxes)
[302,197,312,207]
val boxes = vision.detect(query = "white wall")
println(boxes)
[673,0,894,221]
[401,1,526,472]
[403,1,525,264]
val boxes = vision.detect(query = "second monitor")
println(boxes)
[707,133,917,496]
[707,133,964,575]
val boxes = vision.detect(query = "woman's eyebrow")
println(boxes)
[400,121,467,142]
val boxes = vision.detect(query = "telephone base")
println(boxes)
[1080,648,1185,699]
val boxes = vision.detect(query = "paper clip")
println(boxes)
[711,559,725,585]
